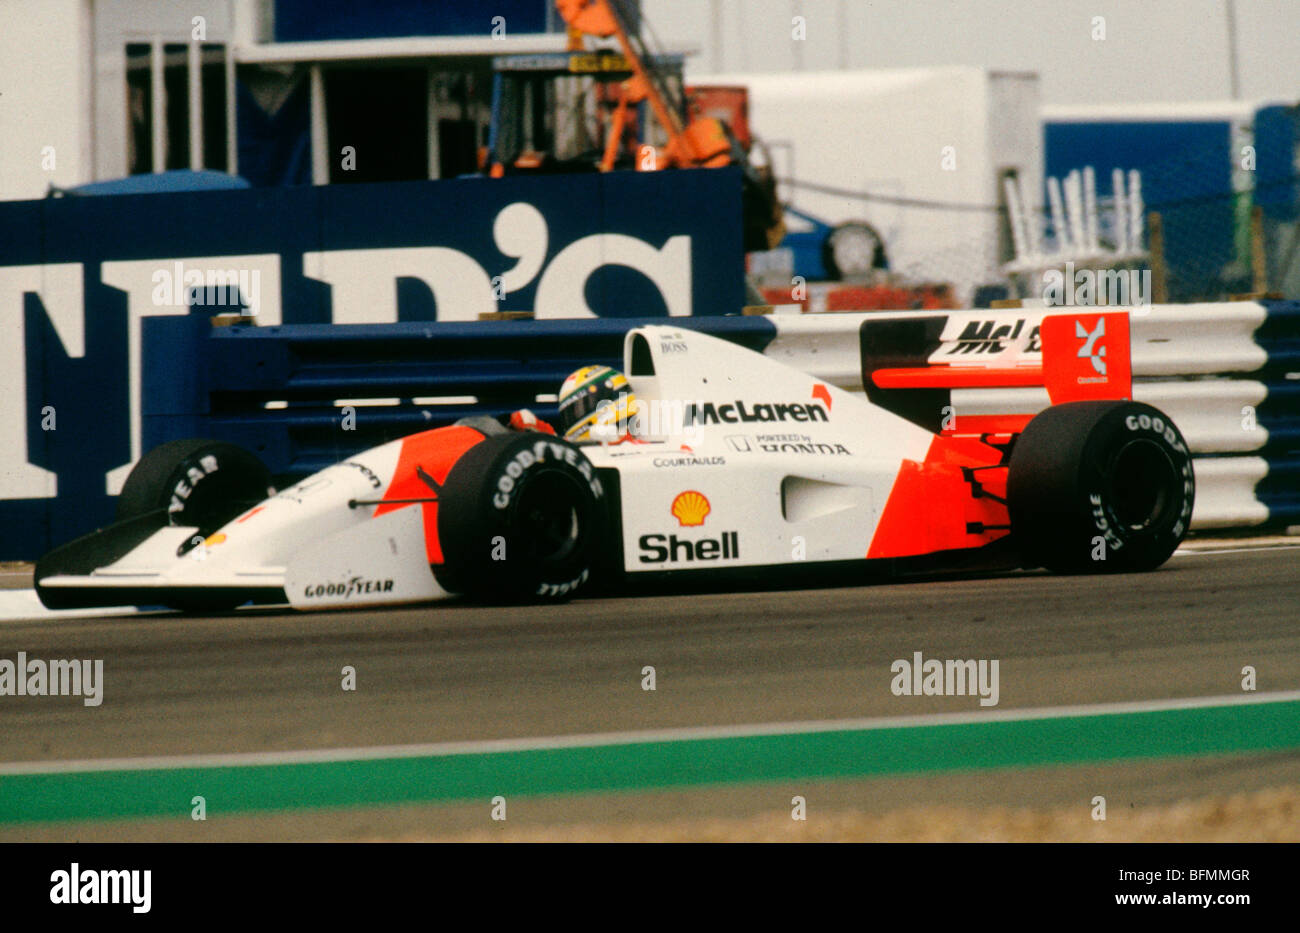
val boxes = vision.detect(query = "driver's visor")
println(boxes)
[558,387,607,431]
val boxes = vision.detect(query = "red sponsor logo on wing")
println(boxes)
[1040,311,1132,403]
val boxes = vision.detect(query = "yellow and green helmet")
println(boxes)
[557,365,638,441]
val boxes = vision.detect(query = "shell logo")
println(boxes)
[671,490,711,527]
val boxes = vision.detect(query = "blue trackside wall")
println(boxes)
[272,0,558,41]
[1255,105,1300,221]
[0,169,742,558]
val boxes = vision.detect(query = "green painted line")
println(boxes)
[2,699,1298,824]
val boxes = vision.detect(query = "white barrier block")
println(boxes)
[1189,457,1271,529]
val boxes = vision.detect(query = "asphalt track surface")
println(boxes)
[1,545,1298,839]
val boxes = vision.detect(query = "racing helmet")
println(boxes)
[557,365,638,441]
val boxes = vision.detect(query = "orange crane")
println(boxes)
[555,0,733,172]
[489,0,784,251]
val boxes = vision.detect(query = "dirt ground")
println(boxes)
[388,785,1299,842]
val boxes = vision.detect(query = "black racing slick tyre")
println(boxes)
[436,433,606,602]
[116,438,273,537]
[1008,401,1194,573]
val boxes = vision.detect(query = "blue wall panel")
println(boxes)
[0,169,742,557]
[1046,119,1236,300]
[274,0,554,41]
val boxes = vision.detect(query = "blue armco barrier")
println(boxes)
[1251,301,1300,522]
[6,298,1300,558]
[147,315,778,479]
[150,300,1300,532]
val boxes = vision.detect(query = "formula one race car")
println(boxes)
[35,313,1195,612]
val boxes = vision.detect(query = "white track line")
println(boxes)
[2,690,1296,776]
[0,589,139,623]
[1173,543,1300,556]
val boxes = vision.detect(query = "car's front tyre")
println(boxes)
[435,433,606,602]
[117,438,273,537]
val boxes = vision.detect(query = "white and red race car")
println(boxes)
[35,314,1195,612]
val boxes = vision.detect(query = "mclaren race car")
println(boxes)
[35,314,1195,612]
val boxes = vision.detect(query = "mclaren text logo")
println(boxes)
[303,576,395,600]
[946,318,1039,355]
[684,401,828,426]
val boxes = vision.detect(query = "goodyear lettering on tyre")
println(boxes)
[1123,411,1195,536]
[536,568,589,598]
[1089,493,1125,551]
[1124,412,1188,455]
[168,454,221,515]
[492,440,603,509]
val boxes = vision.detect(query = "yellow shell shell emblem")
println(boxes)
[670,490,711,527]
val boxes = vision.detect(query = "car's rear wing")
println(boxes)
[861,309,1133,435]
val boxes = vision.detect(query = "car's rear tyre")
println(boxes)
[435,433,605,602]
[117,438,273,535]
[1008,401,1194,573]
